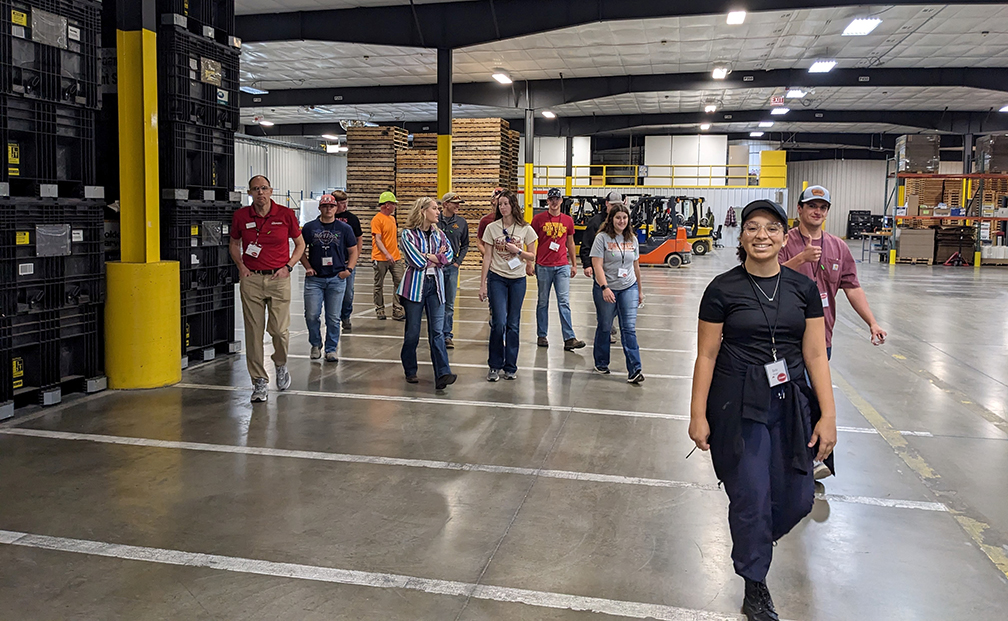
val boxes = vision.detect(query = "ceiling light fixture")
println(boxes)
[321,134,339,140]
[712,66,729,80]
[771,107,790,115]
[843,18,882,36]
[727,11,746,25]
[541,110,556,119]
[786,89,806,99]
[750,131,764,137]
[809,60,837,73]
[705,104,717,113]
[258,120,274,127]
[700,123,711,130]
[1000,105,1008,112]
[240,85,269,95]
[492,70,513,84]
[758,121,774,128]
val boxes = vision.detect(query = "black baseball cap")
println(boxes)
[741,199,788,227]
[547,188,563,199]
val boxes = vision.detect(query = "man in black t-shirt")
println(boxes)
[331,190,363,332]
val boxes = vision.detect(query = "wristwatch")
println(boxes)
[286,264,293,272]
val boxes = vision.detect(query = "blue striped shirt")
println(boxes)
[397,227,454,303]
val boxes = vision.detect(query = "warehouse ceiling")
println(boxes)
[235,1,1008,138]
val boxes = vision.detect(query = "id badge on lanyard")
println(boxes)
[245,243,262,258]
[765,358,790,387]
[549,241,561,252]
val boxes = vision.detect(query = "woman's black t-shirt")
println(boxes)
[699,265,824,376]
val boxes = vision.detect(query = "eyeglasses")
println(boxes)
[250,185,272,192]
[742,222,785,235]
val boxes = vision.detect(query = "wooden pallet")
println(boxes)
[894,257,934,265]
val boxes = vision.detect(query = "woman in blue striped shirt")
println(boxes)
[398,197,457,390]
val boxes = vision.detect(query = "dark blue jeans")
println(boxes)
[487,271,525,373]
[401,276,452,379]
[592,282,642,376]
[443,264,459,339]
[720,387,815,582]
[340,268,355,322]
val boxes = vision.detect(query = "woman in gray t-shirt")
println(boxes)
[589,203,644,384]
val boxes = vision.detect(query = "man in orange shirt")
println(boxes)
[371,191,405,321]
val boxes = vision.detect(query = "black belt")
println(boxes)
[250,268,281,275]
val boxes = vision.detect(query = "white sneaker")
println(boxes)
[276,365,291,391]
[310,346,321,360]
[251,378,268,402]
[813,461,832,480]
[325,351,338,362]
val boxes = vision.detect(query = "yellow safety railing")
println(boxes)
[523,160,787,191]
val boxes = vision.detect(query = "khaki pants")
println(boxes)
[240,272,292,381]
[373,259,405,316]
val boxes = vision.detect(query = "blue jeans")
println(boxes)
[535,264,576,341]
[340,269,355,322]
[304,274,348,353]
[592,282,642,376]
[443,264,459,339]
[487,271,525,373]
[401,276,452,379]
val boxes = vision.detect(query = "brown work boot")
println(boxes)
[376,308,387,320]
[537,337,549,348]
[392,308,406,321]
[564,338,586,351]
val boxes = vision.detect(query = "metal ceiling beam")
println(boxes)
[236,0,1008,48]
[240,67,1008,109]
[242,109,1008,138]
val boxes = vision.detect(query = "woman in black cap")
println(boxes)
[688,199,836,621]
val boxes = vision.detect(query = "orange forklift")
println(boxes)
[630,196,692,268]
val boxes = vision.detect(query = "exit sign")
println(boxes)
[771,96,785,105]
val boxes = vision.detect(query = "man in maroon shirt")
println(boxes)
[230,175,306,403]
[476,187,504,256]
[779,185,886,479]
[532,188,585,350]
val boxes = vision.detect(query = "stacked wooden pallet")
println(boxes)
[450,118,520,269]
[904,178,947,207]
[395,149,439,228]
[411,133,438,150]
[346,126,408,259]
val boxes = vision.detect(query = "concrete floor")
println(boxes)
[2,244,1007,620]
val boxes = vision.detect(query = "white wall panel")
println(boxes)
[235,136,346,218]
[786,159,887,238]
[698,134,728,187]
[572,136,591,185]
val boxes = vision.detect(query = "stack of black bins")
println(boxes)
[157,1,240,368]
[0,0,105,417]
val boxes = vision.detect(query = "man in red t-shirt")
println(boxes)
[476,187,504,256]
[531,188,585,351]
[779,184,886,480]
[230,174,306,403]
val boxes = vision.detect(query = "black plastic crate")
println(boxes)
[1,94,97,196]
[160,198,239,288]
[1,0,102,109]
[160,121,235,192]
[182,304,233,353]
[2,310,60,404]
[159,0,235,41]
[57,302,101,381]
[157,25,238,130]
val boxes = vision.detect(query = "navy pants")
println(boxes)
[401,276,452,379]
[487,271,525,373]
[720,387,815,582]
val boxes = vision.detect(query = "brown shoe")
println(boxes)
[564,338,586,351]
[537,337,549,348]
[445,337,454,349]
[376,308,387,320]
[392,310,406,321]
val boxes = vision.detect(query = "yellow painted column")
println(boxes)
[565,175,573,196]
[106,1,181,389]
[437,134,452,197]
[524,162,534,221]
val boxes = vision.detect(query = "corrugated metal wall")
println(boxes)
[235,136,347,209]
[786,159,888,238]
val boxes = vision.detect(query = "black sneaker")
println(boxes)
[628,370,645,385]
[593,366,610,375]
[435,373,457,389]
[342,319,352,333]
[742,579,779,621]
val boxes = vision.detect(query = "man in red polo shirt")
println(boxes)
[230,175,306,403]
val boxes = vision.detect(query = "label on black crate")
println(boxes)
[11,9,27,27]
[68,25,80,42]
[15,231,29,245]
[18,263,34,276]
[217,89,228,105]
[72,229,84,243]
[12,24,25,39]
[13,358,23,390]
[191,253,199,265]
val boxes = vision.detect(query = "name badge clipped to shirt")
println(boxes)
[820,291,829,308]
[245,243,262,258]
[322,256,334,266]
[764,358,790,388]
[618,267,630,278]
[245,222,256,229]
[549,241,561,252]
[507,256,522,270]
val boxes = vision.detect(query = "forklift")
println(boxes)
[673,196,715,256]
[629,196,692,268]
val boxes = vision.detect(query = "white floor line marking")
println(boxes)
[343,313,693,334]
[282,354,692,380]
[172,382,933,438]
[0,529,745,621]
[0,429,947,513]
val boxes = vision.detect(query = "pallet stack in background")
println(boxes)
[156,0,240,367]
[0,0,106,417]
[343,119,519,267]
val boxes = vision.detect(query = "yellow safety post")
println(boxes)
[437,134,452,198]
[565,175,573,196]
[105,0,181,389]
[524,162,534,221]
